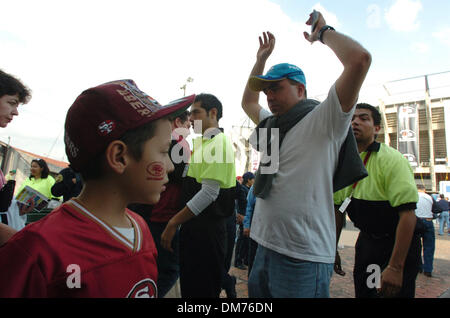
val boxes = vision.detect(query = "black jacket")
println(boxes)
[51,168,83,202]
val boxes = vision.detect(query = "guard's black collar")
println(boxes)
[365,141,381,153]
[203,127,224,140]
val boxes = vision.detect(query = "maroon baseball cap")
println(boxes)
[65,79,195,172]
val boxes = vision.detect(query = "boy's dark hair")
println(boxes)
[79,120,161,181]
[195,93,222,121]
[0,70,32,103]
[356,103,381,126]
[30,159,50,179]
[169,110,190,123]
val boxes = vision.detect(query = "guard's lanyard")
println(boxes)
[338,151,372,213]
[351,151,372,190]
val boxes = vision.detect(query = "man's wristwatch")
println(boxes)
[318,25,335,44]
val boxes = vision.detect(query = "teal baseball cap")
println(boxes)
[248,63,306,92]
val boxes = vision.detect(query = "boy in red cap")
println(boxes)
[0,79,194,297]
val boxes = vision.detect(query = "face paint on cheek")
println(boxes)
[146,162,165,181]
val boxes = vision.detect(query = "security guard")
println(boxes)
[334,103,420,298]
[161,94,236,297]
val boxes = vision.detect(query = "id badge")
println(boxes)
[182,164,189,178]
[339,197,351,213]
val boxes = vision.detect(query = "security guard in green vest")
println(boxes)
[334,103,420,298]
[161,94,236,297]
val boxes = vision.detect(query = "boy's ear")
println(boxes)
[174,117,182,128]
[104,140,130,174]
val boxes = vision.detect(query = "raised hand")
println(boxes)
[303,10,326,43]
[257,31,275,62]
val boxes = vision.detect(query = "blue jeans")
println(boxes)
[438,211,449,235]
[248,245,333,298]
[148,221,180,298]
[417,218,435,273]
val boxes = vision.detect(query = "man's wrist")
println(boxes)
[387,264,403,272]
[318,25,335,44]
[254,63,266,73]
[168,216,181,228]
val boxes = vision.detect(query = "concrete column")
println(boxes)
[378,100,391,145]
[425,75,437,191]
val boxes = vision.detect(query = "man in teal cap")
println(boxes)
[241,10,372,298]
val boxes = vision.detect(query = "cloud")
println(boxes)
[385,0,422,32]
[433,27,450,47]
[312,3,341,28]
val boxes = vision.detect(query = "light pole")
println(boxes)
[180,77,194,96]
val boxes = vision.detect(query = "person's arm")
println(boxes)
[334,206,345,246]
[51,179,68,198]
[379,209,416,297]
[303,12,371,113]
[243,188,256,237]
[0,223,17,246]
[47,176,60,201]
[161,205,195,253]
[161,179,220,252]
[334,206,346,276]
[0,180,16,212]
[241,32,275,124]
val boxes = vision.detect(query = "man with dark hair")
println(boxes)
[334,103,420,298]
[354,103,381,126]
[192,93,223,121]
[161,93,236,298]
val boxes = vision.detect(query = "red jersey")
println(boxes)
[0,200,158,298]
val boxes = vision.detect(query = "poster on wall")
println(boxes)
[397,104,419,167]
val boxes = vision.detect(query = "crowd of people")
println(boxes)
[0,10,448,299]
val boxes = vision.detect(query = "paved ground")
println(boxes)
[166,218,449,298]
[220,218,450,298]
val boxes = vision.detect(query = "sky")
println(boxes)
[1,0,450,162]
